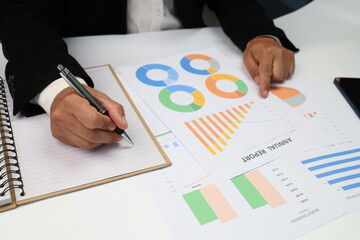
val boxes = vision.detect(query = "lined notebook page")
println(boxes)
[9,65,168,202]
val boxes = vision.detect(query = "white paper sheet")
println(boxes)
[118,48,314,181]
[115,48,360,239]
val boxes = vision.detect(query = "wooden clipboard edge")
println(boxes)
[16,161,170,206]
[15,64,172,206]
[89,64,172,168]
[0,202,17,213]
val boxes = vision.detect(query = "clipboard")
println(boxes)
[0,64,171,212]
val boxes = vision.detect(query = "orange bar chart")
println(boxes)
[212,113,234,134]
[192,120,223,152]
[200,184,238,223]
[185,122,217,155]
[232,107,245,118]
[184,102,255,155]
[220,111,237,128]
[239,105,248,113]
[199,118,227,145]
[232,170,287,209]
[226,110,241,123]
[303,112,317,119]
[206,116,231,140]
[245,170,287,208]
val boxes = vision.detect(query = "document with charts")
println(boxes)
[118,52,360,239]
[118,48,314,181]
[140,110,360,240]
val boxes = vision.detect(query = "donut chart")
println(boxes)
[180,54,220,75]
[270,86,306,107]
[206,74,248,99]
[159,85,205,112]
[136,63,178,86]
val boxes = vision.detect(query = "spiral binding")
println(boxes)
[0,79,24,197]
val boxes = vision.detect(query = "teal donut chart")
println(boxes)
[158,85,205,112]
[180,54,220,75]
[136,63,178,86]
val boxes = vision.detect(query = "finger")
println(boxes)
[52,109,122,146]
[69,109,122,143]
[73,99,118,131]
[243,51,259,82]
[67,90,127,139]
[52,125,103,150]
[258,51,274,98]
[84,86,128,130]
[288,56,295,78]
[271,52,288,82]
[51,116,102,149]
[97,97,128,129]
[273,49,295,81]
[52,88,117,131]
[76,127,123,145]
[60,116,122,144]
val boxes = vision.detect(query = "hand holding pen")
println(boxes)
[49,65,133,149]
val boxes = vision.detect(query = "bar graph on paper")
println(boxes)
[303,112,318,119]
[301,148,360,191]
[184,102,255,155]
[183,169,287,225]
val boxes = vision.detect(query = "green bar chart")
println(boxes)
[183,189,218,225]
[231,174,268,209]
[183,170,287,225]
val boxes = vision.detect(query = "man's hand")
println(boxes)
[50,86,128,149]
[243,37,295,97]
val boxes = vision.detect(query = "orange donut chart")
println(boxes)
[206,74,248,99]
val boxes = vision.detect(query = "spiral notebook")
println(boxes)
[0,65,171,212]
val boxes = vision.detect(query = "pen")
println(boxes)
[57,64,134,145]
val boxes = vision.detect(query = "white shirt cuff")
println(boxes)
[31,77,87,115]
[251,35,282,46]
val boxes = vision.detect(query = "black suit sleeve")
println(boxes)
[206,0,299,51]
[0,0,93,116]
[175,0,298,52]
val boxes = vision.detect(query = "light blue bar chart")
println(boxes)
[301,148,360,164]
[301,148,360,191]
[328,173,360,185]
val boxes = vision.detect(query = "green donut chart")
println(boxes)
[159,85,205,112]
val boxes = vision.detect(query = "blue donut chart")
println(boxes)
[180,54,220,75]
[136,63,179,87]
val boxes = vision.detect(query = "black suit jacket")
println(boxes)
[0,0,298,116]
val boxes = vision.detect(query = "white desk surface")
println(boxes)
[0,0,359,239]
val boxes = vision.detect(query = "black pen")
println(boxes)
[57,64,133,145]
